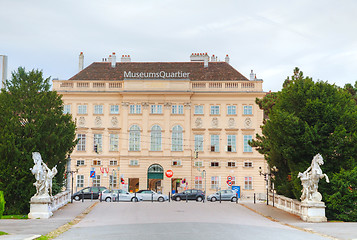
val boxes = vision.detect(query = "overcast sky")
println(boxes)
[1,0,356,92]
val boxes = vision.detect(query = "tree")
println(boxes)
[250,68,357,205]
[0,67,77,214]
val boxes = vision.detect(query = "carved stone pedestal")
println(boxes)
[300,201,327,222]
[28,196,53,219]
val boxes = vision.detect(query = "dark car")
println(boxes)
[72,186,107,201]
[171,189,205,202]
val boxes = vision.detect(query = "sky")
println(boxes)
[1,0,357,92]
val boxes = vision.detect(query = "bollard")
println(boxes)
[91,191,93,201]
[254,193,256,204]
[236,193,238,204]
[273,190,275,207]
[82,191,84,202]
[220,192,222,203]
[100,193,102,202]
[117,191,120,202]
[135,192,137,203]
[169,192,171,202]
[151,193,154,202]
[186,193,188,203]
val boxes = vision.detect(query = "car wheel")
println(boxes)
[105,197,111,202]
[158,197,164,202]
[175,196,181,201]
[211,197,217,202]
[131,197,138,202]
[231,197,237,202]
[196,196,203,202]
[74,195,80,201]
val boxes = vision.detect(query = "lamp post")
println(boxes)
[202,170,206,203]
[67,155,79,203]
[259,166,271,206]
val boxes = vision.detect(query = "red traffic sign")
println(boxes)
[227,176,232,181]
[227,180,233,186]
[165,170,173,178]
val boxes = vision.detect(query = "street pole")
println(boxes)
[71,173,74,203]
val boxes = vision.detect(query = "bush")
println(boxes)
[326,167,357,222]
[0,191,5,218]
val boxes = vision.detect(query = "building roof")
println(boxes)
[69,62,249,81]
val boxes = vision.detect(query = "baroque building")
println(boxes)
[53,52,267,197]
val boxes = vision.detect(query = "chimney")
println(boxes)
[250,70,255,81]
[121,55,131,62]
[111,52,116,68]
[79,52,84,72]
[225,54,230,64]
[190,52,210,68]
[204,57,208,68]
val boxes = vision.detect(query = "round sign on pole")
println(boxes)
[165,170,173,178]
[227,176,232,181]
[227,180,233,186]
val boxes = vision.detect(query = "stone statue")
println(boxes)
[30,152,57,197]
[297,153,329,202]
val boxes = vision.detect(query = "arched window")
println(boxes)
[150,125,162,151]
[172,125,183,151]
[129,125,140,151]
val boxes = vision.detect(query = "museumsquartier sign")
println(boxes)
[124,71,190,79]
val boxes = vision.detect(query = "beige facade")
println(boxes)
[53,53,267,197]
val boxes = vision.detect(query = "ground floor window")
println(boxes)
[93,175,101,187]
[211,176,220,189]
[244,177,253,190]
[109,175,117,188]
[76,175,84,187]
[195,176,203,189]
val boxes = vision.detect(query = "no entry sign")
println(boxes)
[165,170,173,178]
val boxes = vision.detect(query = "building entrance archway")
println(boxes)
[147,164,163,192]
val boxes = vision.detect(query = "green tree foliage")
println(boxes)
[250,68,357,205]
[0,191,5,218]
[326,167,357,221]
[0,67,76,214]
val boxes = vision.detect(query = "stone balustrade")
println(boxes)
[50,191,71,212]
[268,192,302,216]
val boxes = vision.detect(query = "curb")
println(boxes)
[241,203,339,240]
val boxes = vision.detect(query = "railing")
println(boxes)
[50,191,71,212]
[53,80,124,92]
[191,80,263,92]
[268,192,302,217]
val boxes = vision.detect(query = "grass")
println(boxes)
[1,215,28,219]
[0,231,8,235]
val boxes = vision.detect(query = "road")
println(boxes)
[55,201,331,240]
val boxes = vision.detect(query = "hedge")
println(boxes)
[0,191,5,218]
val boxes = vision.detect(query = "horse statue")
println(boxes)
[297,153,329,202]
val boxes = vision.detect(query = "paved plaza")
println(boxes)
[1,200,357,240]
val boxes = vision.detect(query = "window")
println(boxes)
[130,104,141,114]
[210,161,219,167]
[227,105,236,115]
[63,105,71,114]
[194,161,203,167]
[109,160,118,166]
[172,160,181,166]
[227,135,236,152]
[93,160,101,165]
[150,125,162,151]
[244,177,253,190]
[110,134,119,151]
[172,105,184,114]
[93,175,101,187]
[210,135,219,152]
[243,135,253,152]
[210,105,220,115]
[243,105,253,115]
[195,176,203,189]
[94,105,103,114]
[76,175,84,187]
[129,160,139,166]
[194,105,204,114]
[211,176,220,189]
[78,105,87,114]
[94,134,102,152]
[150,105,163,114]
[244,161,253,168]
[109,175,117,188]
[77,160,85,166]
[194,135,203,152]
[110,105,119,114]
[77,134,86,151]
[172,125,183,151]
[227,162,236,167]
[230,177,236,186]
[129,125,140,151]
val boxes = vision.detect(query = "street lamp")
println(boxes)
[259,166,271,206]
[67,155,79,203]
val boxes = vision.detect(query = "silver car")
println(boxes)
[135,190,169,202]
[207,189,238,202]
[100,189,143,202]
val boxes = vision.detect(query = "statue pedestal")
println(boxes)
[300,201,327,222]
[28,196,53,219]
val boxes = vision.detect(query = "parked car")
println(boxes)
[135,190,169,202]
[72,186,107,201]
[207,189,238,202]
[99,189,143,202]
[171,189,205,202]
